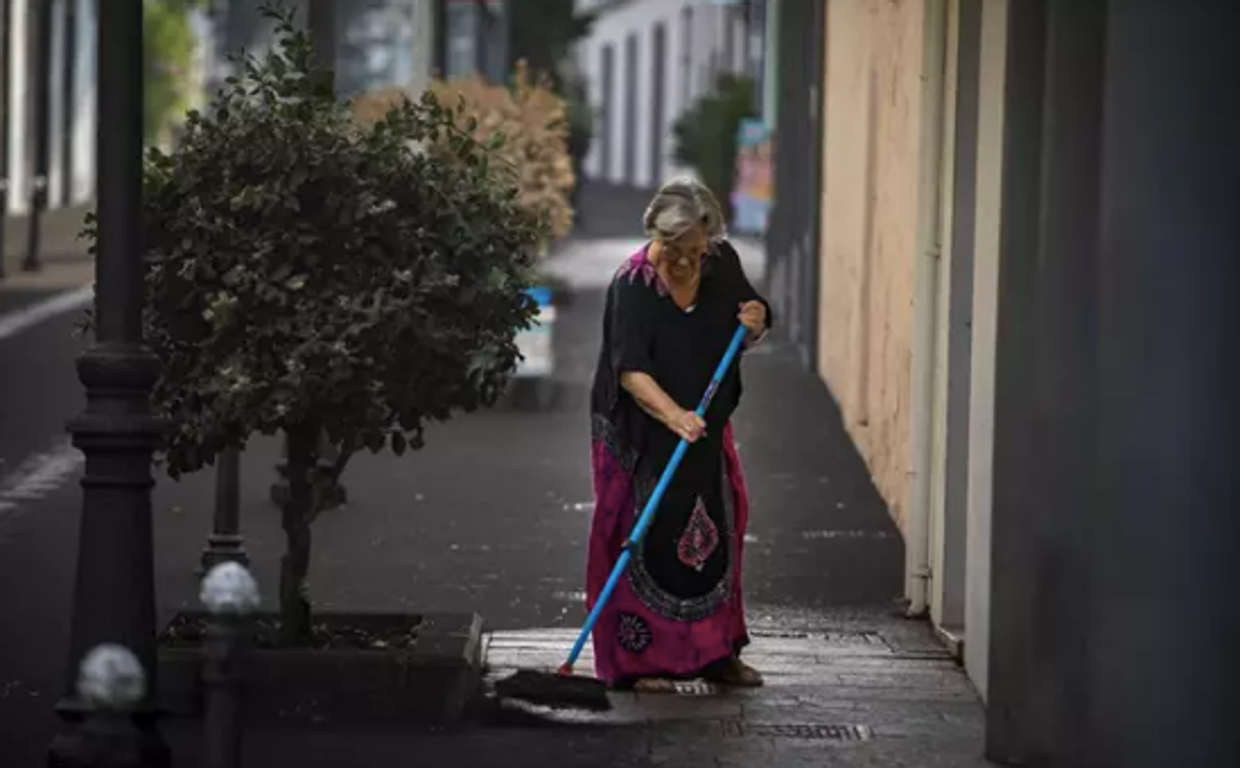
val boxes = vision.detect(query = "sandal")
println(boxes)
[707,657,765,688]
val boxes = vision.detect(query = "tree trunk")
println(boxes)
[279,423,317,645]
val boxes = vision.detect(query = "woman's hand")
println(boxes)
[738,300,767,339]
[666,408,708,443]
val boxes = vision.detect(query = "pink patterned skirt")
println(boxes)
[585,421,751,686]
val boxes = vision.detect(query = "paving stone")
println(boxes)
[474,611,990,767]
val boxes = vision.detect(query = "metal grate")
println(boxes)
[720,720,874,741]
[750,629,889,646]
[671,680,719,697]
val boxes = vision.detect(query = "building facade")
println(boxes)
[764,0,825,372]
[2,0,98,216]
[770,0,1236,764]
[574,0,761,190]
[436,0,507,84]
[210,0,437,100]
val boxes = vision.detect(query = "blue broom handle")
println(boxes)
[566,324,750,668]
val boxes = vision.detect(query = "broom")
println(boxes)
[494,324,750,711]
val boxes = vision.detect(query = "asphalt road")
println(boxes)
[0,248,903,766]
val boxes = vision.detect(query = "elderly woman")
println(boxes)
[586,178,771,692]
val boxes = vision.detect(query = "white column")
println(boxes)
[48,0,66,208]
[6,0,29,214]
[963,0,1009,704]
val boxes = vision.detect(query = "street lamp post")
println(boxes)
[48,1,170,766]
[23,0,54,272]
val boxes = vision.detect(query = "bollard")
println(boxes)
[200,561,261,768]
[72,644,147,768]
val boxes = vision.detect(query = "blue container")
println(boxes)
[526,286,553,308]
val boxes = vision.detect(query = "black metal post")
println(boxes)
[60,0,77,208]
[199,562,259,768]
[23,0,54,272]
[307,0,336,77]
[201,605,252,768]
[49,1,169,766]
[0,0,12,280]
[202,616,246,768]
[201,446,249,575]
[204,0,230,98]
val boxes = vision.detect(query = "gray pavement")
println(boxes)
[161,612,989,767]
[0,188,985,765]
[1,204,93,272]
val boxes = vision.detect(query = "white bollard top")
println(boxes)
[77,644,146,710]
[200,561,261,615]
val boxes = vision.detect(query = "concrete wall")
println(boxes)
[816,0,929,531]
[576,0,747,188]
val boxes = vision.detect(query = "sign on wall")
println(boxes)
[731,118,772,235]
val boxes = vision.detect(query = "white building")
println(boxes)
[574,0,762,189]
[3,0,98,215]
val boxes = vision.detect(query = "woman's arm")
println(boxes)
[620,371,682,426]
[621,371,706,442]
[716,240,774,343]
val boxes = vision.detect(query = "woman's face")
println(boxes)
[660,225,710,280]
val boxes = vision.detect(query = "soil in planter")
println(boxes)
[161,613,422,651]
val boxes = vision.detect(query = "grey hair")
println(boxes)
[642,177,727,243]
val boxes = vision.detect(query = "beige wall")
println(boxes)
[817,0,930,531]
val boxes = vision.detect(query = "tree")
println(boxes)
[672,73,757,224]
[428,62,576,248]
[144,0,205,144]
[84,9,544,644]
[505,1,596,210]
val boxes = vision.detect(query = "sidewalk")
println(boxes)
[0,209,990,765]
[1,204,94,292]
[162,609,987,767]
[151,242,985,766]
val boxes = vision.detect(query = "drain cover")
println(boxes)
[672,680,719,697]
[750,629,888,646]
[720,720,873,741]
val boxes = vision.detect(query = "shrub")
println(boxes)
[84,9,544,643]
[428,63,576,250]
[671,73,757,223]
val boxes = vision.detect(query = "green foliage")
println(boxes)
[87,8,544,479]
[144,0,204,143]
[671,73,757,222]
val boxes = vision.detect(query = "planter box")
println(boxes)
[158,611,483,727]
